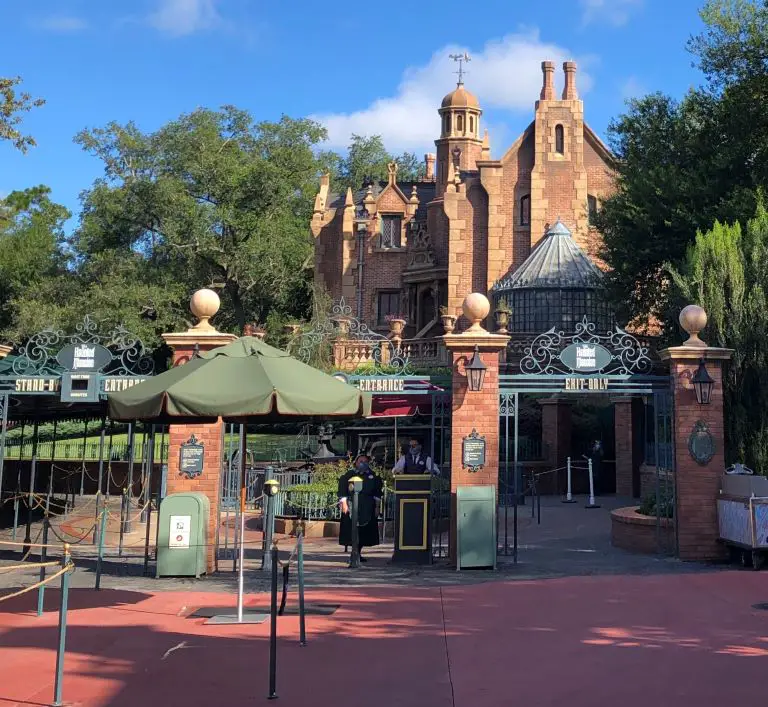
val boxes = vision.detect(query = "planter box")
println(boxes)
[611,506,674,555]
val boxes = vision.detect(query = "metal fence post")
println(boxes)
[297,525,306,647]
[37,515,50,616]
[52,544,71,707]
[118,488,127,557]
[95,508,107,590]
[268,540,278,700]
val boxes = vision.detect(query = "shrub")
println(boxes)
[637,486,675,518]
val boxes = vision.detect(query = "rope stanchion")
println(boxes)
[52,545,73,707]
[0,562,72,604]
[268,540,278,701]
[297,527,306,647]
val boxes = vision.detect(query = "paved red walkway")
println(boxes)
[1,570,767,706]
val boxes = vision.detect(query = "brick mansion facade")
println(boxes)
[310,61,615,338]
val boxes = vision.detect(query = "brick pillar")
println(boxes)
[443,293,509,566]
[539,397,572,471]
[660,306,733,561]
[613,397,634,497]
[161,289,237,574]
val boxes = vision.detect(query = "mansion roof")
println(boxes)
[327,180,436,221]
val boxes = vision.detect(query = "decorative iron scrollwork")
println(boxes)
[518,316,652,376]
[11,315,154,377]
[291,297,412,376]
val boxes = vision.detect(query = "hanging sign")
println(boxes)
[179,434,205,478]
[462,428,486,472]
[357,378,405,392]
[56,343,112,372]
[560,343,612,373]
[169,515,191,549]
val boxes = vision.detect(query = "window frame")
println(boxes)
[379,214,403,249]
[377,290,401,325]
[555,124,565,155]
[520,194,531,226]
[588,194,598,225]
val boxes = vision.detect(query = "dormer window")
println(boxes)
[555,124,564,154]
[380,215,402,249]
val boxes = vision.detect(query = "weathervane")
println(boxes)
[449,52,471,87]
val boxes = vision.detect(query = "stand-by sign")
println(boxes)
[169,515,191,549]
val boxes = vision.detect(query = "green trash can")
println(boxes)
[456,485,497,570]
[156,492,210,578]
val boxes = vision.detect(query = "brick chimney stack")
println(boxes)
[424,153,436,180]
[540,61,555,100]
[562,61,578,100]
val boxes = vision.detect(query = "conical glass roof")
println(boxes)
[493,220,602,292]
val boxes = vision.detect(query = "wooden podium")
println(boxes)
[393,474,432,564]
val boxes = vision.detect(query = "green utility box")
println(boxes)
[456,485,496,570]
[156,492,209,578]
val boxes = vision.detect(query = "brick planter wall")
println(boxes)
[611,506,674,555]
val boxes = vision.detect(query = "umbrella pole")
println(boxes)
[237,423,246,623]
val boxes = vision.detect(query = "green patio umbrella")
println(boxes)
[107,336,371,421]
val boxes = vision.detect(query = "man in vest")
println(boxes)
[392,437,440,475]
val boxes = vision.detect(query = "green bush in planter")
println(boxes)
[637,486,675,519]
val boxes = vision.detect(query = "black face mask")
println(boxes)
[412,445,422,455]
[357,462,370,473]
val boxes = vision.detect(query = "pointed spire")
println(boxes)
[344,187,354,207]
[481,129,490,160]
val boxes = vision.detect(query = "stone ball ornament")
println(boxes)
[680,304,708,347]
[190,288,221,331]
[462,293,491,333]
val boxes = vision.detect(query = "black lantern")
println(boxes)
[692,358,714,405]
[465,345,487,392]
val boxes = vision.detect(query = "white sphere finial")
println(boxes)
[679,304,707,348]
[462,293,491,333]
[190,288,220,331]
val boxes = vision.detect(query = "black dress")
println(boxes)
[338,467,383,549]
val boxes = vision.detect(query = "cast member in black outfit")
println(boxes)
[338,454,383,562]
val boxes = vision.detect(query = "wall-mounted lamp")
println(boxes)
[464,344,487,392]
[692,358,714,405]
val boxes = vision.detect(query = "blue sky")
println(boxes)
[2,0,706,227]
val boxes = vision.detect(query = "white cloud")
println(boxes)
[579,0,643,27]
[148,0,221,36]
[621,76,647,100]
[36,15,88,33]
[312,31,593,152]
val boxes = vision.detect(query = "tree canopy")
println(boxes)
[598,0,766,327]
[0,76,44,152]
[330,134,424,192]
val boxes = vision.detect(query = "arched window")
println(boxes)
[457,114,464,133]
[469,115,475,134]
[520,195,531,226]
[555,124,564,154]
[444,114,451,135]
[588,195,598,225]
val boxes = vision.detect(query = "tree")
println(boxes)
[332,134,424,191]
[667,202,768,470]
[0,77,45,152]
[597,0,768,327]
[0,186,69,337]
[70,107,328,336]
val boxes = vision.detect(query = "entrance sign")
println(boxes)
[56,343,112,372]
[560,342,612,373]
[520,317,653,377]
[179,435,205,478]
[169,515,192,549]
[462,429,486,472]
[357,378,405,392]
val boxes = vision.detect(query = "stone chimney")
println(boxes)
[540,61,555,101]
[424,153,436,180]
[562,61,578,100]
